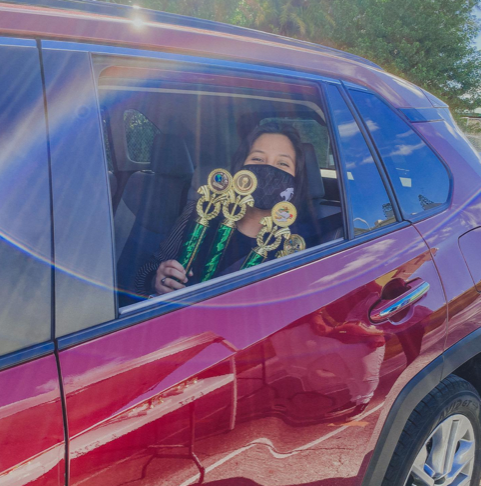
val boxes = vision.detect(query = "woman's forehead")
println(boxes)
[251,133,296,155]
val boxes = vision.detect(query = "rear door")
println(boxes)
[43,41,447,486]
[0,38,64,485]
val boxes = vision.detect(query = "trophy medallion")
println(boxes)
[233,169,257,196]
[201,170,258,282]
[208,169,232,195]
[272,201,297,228]
[241,201,297,269]
[276,234,306,258]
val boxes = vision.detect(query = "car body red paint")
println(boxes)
[1,2,481,485]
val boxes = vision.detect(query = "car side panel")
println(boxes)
[413,120,481,348]
[0,355,65,485]
[60,226,447,485]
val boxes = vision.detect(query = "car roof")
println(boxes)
[0,0,434,109]
[12,0,385,70]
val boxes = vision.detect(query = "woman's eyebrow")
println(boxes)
[249,150,265,155]
[279,154,294,161]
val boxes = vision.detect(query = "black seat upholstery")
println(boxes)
[115,134,194,302]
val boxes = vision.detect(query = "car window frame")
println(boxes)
[323,81,403,239]
[0,37,56,371]
[43,40,412,351]
[344,83,454,224]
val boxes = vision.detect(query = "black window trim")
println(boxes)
[318,82,352,239]
[344,83,454,224]
[334,82,403,228]
[0,341,56,373]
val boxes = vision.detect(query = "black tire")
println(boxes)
[382,374,481,486]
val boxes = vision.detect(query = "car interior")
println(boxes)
[97,64,345,306]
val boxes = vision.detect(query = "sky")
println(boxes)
[475,9,481,50]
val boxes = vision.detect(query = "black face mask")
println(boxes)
[243,164,295,210]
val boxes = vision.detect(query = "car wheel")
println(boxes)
[382,375,481,486]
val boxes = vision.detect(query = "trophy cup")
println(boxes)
[201,169,258,282]
[276,234,306,258]
[177,168,232,274]
[241,201,297,270]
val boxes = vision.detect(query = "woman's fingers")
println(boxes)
[155,274,184,294]
[168,260,188,276]
[154,260,190,294]
[161,277,185,291]
[164,263,188,283]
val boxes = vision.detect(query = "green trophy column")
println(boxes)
[178,222,209,273]
[177,169,233,274]
[240,249,265,269]
[201,223,234,281]
[200,169,257,282]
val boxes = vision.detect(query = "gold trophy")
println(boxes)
[276,234,306,258]
[177,168,232,273]
[201,170,257,281]
[241,201,297,269]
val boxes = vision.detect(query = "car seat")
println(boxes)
[115,133,194,303]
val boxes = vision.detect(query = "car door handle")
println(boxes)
[370,280,430,324]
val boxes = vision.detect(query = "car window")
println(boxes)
[124,109,162,164]
[349,89,450,218]
[98,65,344,308]
[260,117,333,168]
[0,45,52,356]
[325,84,396,236]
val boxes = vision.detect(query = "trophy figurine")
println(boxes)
[177,168,232,273]
[201,170,258,282]
[276,234,306,258]
[241,201,297,270]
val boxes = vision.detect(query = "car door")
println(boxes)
[43,41,447,486]
[0,38,65,485]
[192,83,448,486]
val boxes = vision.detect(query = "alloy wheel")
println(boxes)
[403,414,476,486]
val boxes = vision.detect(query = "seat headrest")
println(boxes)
[150,134,194,177]
[303,142,325,200]
[187,151,220,201]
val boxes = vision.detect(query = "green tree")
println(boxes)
[111,0,481,112]
[238,0,481,111]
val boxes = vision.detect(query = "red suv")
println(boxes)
[1,1,481,485]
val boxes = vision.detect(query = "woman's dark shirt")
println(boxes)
[136,201,261,296]
[135,200,310,297]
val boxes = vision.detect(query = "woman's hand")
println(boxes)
[154,260,193,294]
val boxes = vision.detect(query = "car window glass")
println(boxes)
[260,117,333,168]
[0,45,52,356]
[349,90,450,218]
[325,84,395,236]
[98,64,344,308]
[124,109,162,164]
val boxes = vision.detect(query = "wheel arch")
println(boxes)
[361,326,481,486]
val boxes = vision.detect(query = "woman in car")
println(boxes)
[135,122,314,296]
